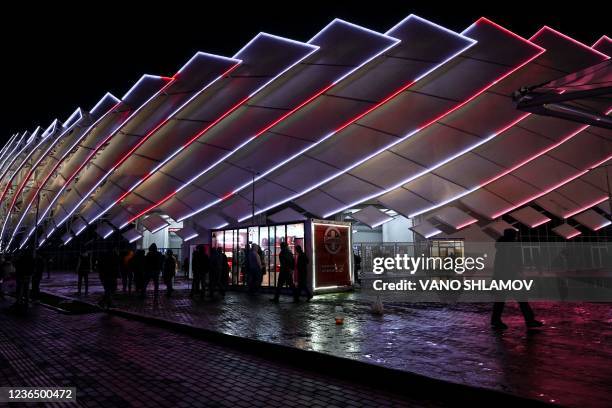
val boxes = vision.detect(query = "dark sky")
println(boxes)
[1,1,608,141]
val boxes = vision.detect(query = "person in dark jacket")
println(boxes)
[491,229,543,329]
[293,245,312,301]
[257,245,266,287]
[354,252,362,285]
[31,253,44,301]
[98,249,119,309]
[163,249,176,297]
[119,249,134,293]
[144,243,163,298]
[208,247,226,298]
[76,250,92,296]
[131,249,146,296]
[271,242,295,303]
[190,245,205,298]
[15,251,34,308]
[208,247,219,297]
[220,248,229,290]
[0,255,12,300]
[182,257,189,279]
[248,244,263,294]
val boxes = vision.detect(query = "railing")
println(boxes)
[353,240,465,275]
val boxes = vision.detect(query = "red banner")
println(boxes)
[314,223,351,287]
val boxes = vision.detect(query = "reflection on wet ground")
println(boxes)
[41,272,612,407]
[0,300,428,407]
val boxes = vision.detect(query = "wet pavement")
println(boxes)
[40,272,612,407]
[0,299,431,407]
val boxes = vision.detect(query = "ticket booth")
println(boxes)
[210,219,353,294]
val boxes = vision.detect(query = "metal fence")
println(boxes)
[353,240,465,275]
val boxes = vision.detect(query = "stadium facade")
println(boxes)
[1,15,611,287]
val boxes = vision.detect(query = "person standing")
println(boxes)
[124,249,135,294]
[144,244,163,298]
[208,247,220,297]
[271,242,295,303]
[241,245,249,286]
[190,245,203,298]
[248,244,262,294]
[15,251,34,308]
[182,256,190,279]
[163,249,176,297]
[31,253,44,301]
[220,248,229,293]
[208,247,226,298]
[120,249,134,293]
[293,245,312,301]
[0,255,14,301]
[131,249,146,297]
[354,251,362,285]
[76,250,92,296]
[98,249,119,309]
[258,245,266,288]
[491,229,543,329]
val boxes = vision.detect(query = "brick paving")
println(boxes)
[0,298,438,407]
[40,272,612,407]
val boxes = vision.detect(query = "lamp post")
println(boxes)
[28,185,55,255]
[248,168,259,226]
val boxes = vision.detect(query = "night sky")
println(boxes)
[1,1,608,141]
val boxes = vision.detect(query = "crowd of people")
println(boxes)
[0,250,45,309]
[77,243,180,308]
[238,242,312,302]
[0,240,315,310]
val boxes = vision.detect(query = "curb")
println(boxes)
[41,290,554,407]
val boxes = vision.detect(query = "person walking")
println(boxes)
[491,229,543,329]
[271,242,295,303]
[163,249,176,297]
[144,243,163,298]
[76,250,92,296]
[293,245,312,301]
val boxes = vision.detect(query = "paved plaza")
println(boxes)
[0,298,440,407]
[34,272,612,407]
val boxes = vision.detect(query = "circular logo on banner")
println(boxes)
[324,227,342,254]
